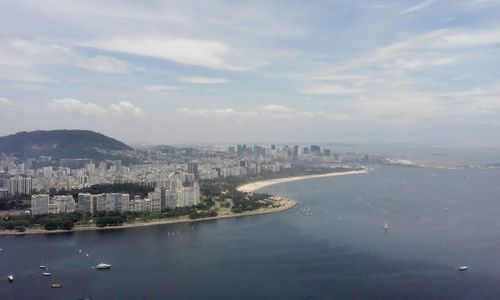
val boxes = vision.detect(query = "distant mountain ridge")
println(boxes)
[0,130,132,159]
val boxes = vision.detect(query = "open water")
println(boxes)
[2,166,500,299]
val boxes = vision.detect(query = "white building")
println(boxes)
[77,193,94,215]
[95,194,106,212]
[6,176,32,196]
[104,194,115,212]
[176,182,200,207]
[52,195,77,213]
[31,194,50,215]
[149,190,162,213]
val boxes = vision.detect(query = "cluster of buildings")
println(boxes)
[30,173,200,216]
[1,143,377,216]
[0,176,32,198]
[31,194,76,215]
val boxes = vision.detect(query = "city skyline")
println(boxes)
[1,1,500,146]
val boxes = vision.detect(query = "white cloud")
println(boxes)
[179,76,230,84]
[437,29,500,48]
[300,84,358,95]
[177,104,351,123]
[0,38,133,84]
[78,55,129,74]
[401,0,435,14]
[50,98,143,117]
[0,97,13,106]
[83,37,248,71]
[144,85,181,92]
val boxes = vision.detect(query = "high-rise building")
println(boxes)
[311,145,321,154]
[6,176,32,196]
[52,195,77,213]
[293,145,299,160]
[149,189,161,213]
[184,173,196,184]
[176,182,200,207]
[77,193,94,215]
[165,189,177,209]
[115,194,130,212]
[237,144,247,156]
[95,194,106,212]
[31,194,50,215]
[104,194,115,212]
[187,162,199,178]
[85,163,96,176]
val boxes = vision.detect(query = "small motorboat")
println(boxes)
[39,265,46,269]
[42,263,51,276]
[8,274,14,282]
[458,266,469,271]
[51,283,62,288]
[95,263,111,270]
[384,222,389,230]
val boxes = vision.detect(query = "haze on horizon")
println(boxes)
[1,0,500,146]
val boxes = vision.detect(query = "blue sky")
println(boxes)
[1,0,500,145]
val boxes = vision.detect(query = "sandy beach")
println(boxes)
[237,169,369,193]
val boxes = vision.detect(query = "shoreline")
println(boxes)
[0,197,297,236]
[237,169,369,193]
[0,169,367,236]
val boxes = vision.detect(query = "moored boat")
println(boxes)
[458,266,469,271]
[95,263,111,270]
[42,263,52,276]
[8,274,14,282]
[51,283,62,288]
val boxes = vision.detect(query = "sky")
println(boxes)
[1,0,500,146]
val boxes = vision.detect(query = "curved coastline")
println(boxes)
[0,169,368,236]
[237,169,369,193]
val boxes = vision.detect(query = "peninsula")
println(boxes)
[0,168,369,236]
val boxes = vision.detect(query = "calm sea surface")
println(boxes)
[2,166,500,299]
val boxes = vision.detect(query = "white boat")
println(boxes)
[8,274,14,282]
[95,263,111,270]
[384,222,388,230]
[42,263,52,276]
[39,265,46,269]
[458,266,469,271]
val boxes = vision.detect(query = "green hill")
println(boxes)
[0,130,132,159]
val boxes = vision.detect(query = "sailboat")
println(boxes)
[42,263,52,276]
